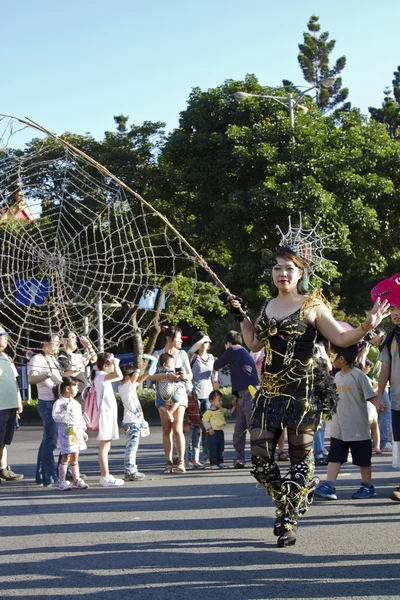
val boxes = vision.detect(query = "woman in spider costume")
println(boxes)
[230,221,390,547]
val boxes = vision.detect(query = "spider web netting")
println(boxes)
[0,117,203,356]
[276,213,336,283]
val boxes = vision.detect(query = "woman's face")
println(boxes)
[199,341,210,353]
[272,257,303,292]
[169,331,182,349]
[64,333,78,352]
[43,336,59,355]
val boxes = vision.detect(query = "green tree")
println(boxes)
[369,66,400,138]
[298,15,350,113]
[161,77,400,321]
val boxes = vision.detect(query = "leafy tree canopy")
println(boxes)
[161,76,400,322]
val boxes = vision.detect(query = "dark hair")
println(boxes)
[55,375,78,397]
[270,246,309,295]
[97,352,113,369]
[91,352,113,380]
[225,330,242,345]
[331,344,359,366]
[40,332,59,344]
[162,326,182,346]
[209,390,223,402]
[191,330,208,346]
[159,352,173,367]
[120,363,137,378]
[232,391,239,399]
[61,328,77,339]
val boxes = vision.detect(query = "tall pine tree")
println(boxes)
[298,15,350,113]
[369,66,400,139]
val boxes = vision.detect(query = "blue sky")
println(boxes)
[2,0,400,148]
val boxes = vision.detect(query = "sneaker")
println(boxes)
[382,442,393,451]
[0,466,24,481]
[210,465,219,470]
[72,478,89,489]
[124,472,146,481]
[315,457,328,466]
[192,462,205,470]
[185,462,194,470]
[315,482,337,500]
[99,475,125,487]
[352,484,377,499]
[390,486,400,502]
[218,463,228,469]
[233,460,245,469]
[58,480,72,491]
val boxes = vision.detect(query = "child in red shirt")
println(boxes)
[184,391,205,469]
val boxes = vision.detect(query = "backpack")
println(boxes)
[83,383,100,431]
[158,375,175,403]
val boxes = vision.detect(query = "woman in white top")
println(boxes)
[189,331,219,463]
[92,352,124,487]
[28,333,62,487]
[148,326,193,474]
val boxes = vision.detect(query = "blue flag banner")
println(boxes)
[15,280,50,306]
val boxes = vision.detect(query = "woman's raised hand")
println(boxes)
[363,298,391,331]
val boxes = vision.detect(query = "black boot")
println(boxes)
[273,516,284,537]
[277,517,298,547]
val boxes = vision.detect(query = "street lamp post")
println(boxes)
[234,77,336,127]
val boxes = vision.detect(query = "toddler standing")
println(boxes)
[52,376,88,490]
[202,390,236,469]
[184,391,204,469]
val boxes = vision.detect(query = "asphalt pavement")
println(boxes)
[1,423,399,600]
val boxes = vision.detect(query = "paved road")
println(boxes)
[1,423,399,600]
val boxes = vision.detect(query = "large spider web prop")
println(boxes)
[0,116,220,356]
[276,213,337,283]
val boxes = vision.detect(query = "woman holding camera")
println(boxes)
[148,326,193,473]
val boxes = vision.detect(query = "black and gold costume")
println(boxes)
[253,296,321,431]
[249,294,336,539]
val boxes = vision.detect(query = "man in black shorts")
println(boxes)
[0,326,24,483]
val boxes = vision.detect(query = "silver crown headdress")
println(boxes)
[276,213,337,283]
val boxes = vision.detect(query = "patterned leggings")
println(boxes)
[250,426,318,530]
